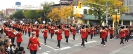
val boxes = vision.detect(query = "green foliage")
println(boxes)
[23,10,40,19]
[9,15,14,19]
[83,0,129,25]
[13,10,24,19]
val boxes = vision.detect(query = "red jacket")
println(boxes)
[81,29,86,39]
[109,28,114,34]
[86,28,89,36]
[64,28,70,36]
[42,29,48,37]
[28,27,32,32]
[10,30,15,38]
[72,28,76,35]
[50,28,55,33]
[90,28,94,34]
[27,37,40,50]
[101,30,107,39]
[120,30,125,38]
[16,32,23,42]
[124,29,129,36]
[55,29,62,40]
[36,28,40,35]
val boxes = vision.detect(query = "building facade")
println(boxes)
[123,0,133,13]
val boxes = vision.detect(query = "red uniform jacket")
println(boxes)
[124,29,129,36]
[109,28,114,35]
[10,30,15,38]
[120,30,125,38]
[81,29,86,39]
[86,28,89,36]
[90,28,94,34]
[27,37,40,50]
[42,29,48,37]
[101,30,107,39]
[55,29,62,40]
[64,28,70,36]
[50,28,55,34]
[105,29,109,36]
[36,28,40,36]
[72,28,76,35]
[16,32,23,42]
[28,27,32,32]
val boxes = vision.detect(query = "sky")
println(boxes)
[0,0,60,10]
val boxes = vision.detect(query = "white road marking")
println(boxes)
[60,46,71,50]
[41,52,49,54]
[76,40,97,45]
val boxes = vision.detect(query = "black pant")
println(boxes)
[90,34,93,39]
[81,38,85,47]
[85,35,88,42]
[51,33,54,39]
[57,40,61,48]
[30,50,37,54]
[110,34,113,39]
[73,34,75,40]
[101,38,105,45]
[120,37,124,44]
[44,37,47,43]
[105,36,108,42]
[65,36,69,43]
[28,32,31,37]
[17,42,21,47]
[11,37,15,44]
[125,36,129,42]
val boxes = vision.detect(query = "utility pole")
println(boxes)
[105,0,108,25]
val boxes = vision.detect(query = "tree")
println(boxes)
[36,2,54,22]
[47,8,60,22]
[9,15,14,19]
[83,0,129,25]
[23,10,40,19]
[13,10,24,19]
[47,4,74,22]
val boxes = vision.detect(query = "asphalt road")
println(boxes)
[1,31,133,54]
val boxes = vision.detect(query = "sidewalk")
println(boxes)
[70,39,133,54]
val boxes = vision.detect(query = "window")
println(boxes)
[123,21,130,25]
[83,9,87,14]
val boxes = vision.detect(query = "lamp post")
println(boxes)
[105,0,108,25]
[115,9,118,27]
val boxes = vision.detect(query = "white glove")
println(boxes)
[7,47,10,51]
[39,47,41,49]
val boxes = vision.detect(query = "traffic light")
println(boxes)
[78,2,82,8]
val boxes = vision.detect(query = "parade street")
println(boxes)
[1,31,132,54]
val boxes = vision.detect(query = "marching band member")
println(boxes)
[36,26,40,37]
[124,26,129,43]
[90,26,94,40]
[120,26,125,45]
[10,28,15,44]
[100,26,106,46]
[85,26,89,42]
[15,29,23,47]
[50,25,55,39]
[64,26,70,43]
[72,25,76,40]
[27,31,41,54]
[55,26,62,48]
[42,26,48,45]
[81,26,86,47]
[109,25,114,40]
[105,26,109,42]
[28,24,32,37]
